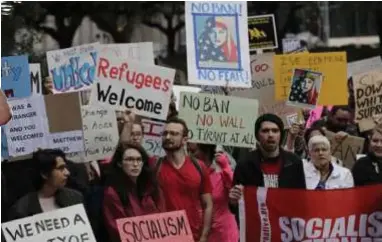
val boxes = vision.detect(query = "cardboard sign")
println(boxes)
[82,105,119,161]
[99,42,155,64]
[2,204,96,242]
[347,56,382,79]
[240,185,382,242]
[4,96,49,157]
[274,52,348,105]
[325,130,365,169]
[353,69,382,131]
[1,55,31,99]
[172,85,201,110]
[178,92,258,148]
[29,64,43,96]
[248,14,278,51]
[185,1,251,88]
[282,38,301,53]
[46,42,99,93]
[229,53,297,125]
[90,53,175,120]
[117,210,194,242]
[142,119,166,157]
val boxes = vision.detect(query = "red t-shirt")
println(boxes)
[260,158,282,188]
[157,156,212,240]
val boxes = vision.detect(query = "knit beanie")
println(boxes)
[255,113,285,142]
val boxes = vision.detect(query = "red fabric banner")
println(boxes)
[241,185,382,242]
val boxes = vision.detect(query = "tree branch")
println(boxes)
[142,20,167,33]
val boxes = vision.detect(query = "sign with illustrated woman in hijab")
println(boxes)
[185,1,251,88]
[287,69,323,109]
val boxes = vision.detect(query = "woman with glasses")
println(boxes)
[304,135,354,190]
[103,142,165,242]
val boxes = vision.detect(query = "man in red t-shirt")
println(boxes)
[156,117,213,242]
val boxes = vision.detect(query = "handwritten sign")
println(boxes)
[2,204,96,242]
[117,210,194,242]
[47,130,84,155]
[179,92,258,148]
[347,56,382,79]
[99,42,155,64]
[1,55,31,99]
[274,52,347,105]
[4,96,48,157]
[229,53,297,125]
[325,131,365,169]
[30,63,42,96]
[172,85,201,110]
[353,69,382,131]
[286,113,298,128]
[248,14,278,51]
[47,42,99,93]
[82,105,118,161]
[90,52,175,120]
[282,38,301,53]
[185,2,251,88]
[142,119,166,157]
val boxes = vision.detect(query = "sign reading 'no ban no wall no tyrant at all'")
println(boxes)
[179,92,258,148]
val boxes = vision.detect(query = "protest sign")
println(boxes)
[248,14,278,51]
[1,55,31,99]
[99,42,155,64]
[82,105,118,161]
[4,96,48,157]
[47,130,85,155]
[347,56,382,79]
[117,210,194,242]
[2,204,96,242]
[274,52,347,105]
[305,106,324,128]
[353,69,382,131]
[29,64,42,96]
[325,130,365,169]
[229,53,297,125]
[282,38,301,53]
[45,92,83,133]
[142,118,166,157]
[185,1,251,88]
[46,42,99,94]
[287,46,308,54]
[90,53,175,120]
[240,185,382,242]
[172,85,201,110]
[178,92,258,148]
[285,113,298,128]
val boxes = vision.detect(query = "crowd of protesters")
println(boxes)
[1,72,382,242]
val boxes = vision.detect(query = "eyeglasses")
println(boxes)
[123,157,143,165]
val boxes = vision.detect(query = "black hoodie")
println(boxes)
[352,153,382,186]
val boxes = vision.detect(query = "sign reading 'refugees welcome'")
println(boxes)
[178,92,258,148]
[2,204,96,242]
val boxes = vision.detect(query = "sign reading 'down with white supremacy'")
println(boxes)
[46,42,99,94]
[353,69,382,131]
[82,105,119,161]
[90,53,175,120]
[4,96,48,156]
[178,92,258,148]
[185,2,251,88]
[142,118,166,157]
[2,204,96,242]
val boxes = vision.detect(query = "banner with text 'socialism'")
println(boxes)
[248,14,278,51]
[89,52,175,120]
[240,185,382,242]
[185,1,251,88]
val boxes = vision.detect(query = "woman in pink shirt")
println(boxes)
[193,143,239,242]
[103,142,165,242]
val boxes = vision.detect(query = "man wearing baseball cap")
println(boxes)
[229,113,306,209]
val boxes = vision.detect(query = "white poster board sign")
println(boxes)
[29,64,43,96]
[185,1,251,88]
[99,42,155,64]
[90,53,175,120]
[46,42,100,94]
[4,96,48,156]
[2,204,96,242]
[82,105,119,161]
[142,119,166,157]
[47,130,85,154]
[172,85,201,110]
[282,38,301,53]
[347,56,382,79]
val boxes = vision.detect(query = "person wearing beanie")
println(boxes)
[228,113,306,212]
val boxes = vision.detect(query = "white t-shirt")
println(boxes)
[39,196,59,212]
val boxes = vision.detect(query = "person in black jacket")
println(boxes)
[352,124,382,186]
[229,114,306,209]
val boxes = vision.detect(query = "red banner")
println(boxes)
[240,185,382,242]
